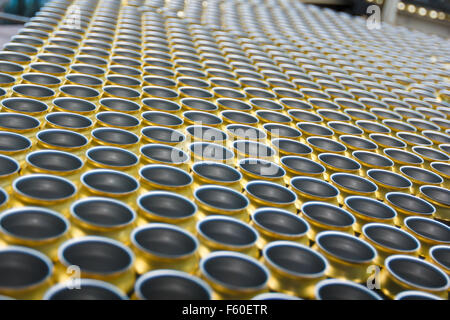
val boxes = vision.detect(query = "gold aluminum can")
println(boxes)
[136,191,197,233]
[344,196,397,233]
[262,241,328,299]
[330,173,377,205]
[301,202,355,241]
[79,169,139,209]
[44,112,94,137]
[196,215,259,258]
[131,223,199,275]
[367,169,412,200]
[0,113,40,141]
[0,246,54,300]
[271,138,312,159]
[314,231,377,283]
[95,111,140,135]
[56,236,135,294]
[380,255,449,299]
[245,180,297,214]
[192,161,242,192]
[315,279,382,300]
[11,174,77,217]
[141,162,192,192]
[85,146,139,178]
[199,251,269,300]
[91,127,140,154]
[0,155,20,190]
[0,207,69,261]
[11,85,56,108]
[419,185,450,222]
[44,279,128,300]
[23,150,84,186]
[428,246,450,277]
[133,270,212,300]
[194,185,250,222]
[1,97,49,123]
[385,192,435,226]
[400,166,443,194]
[384,148,424,173]
[291,177,339,208]
[52,97,98,121]
[69,197,136,244]
[141,144,189,171]
[404,217,450,257]
[352,150,394,174]
[36,129,89,160]
[318,153,361,181]
[250,208,310,249]
[280,155,326,183]
[361,223,420,266]
[239,158,285,187]
[412,146,450,171]
[141,126,185,149]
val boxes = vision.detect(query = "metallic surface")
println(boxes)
[0,0,448,300]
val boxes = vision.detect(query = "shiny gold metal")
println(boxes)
[196,215,259,258]
[0,188,8,214]
[23,150,84,185]
[362,223,420,266]
[56,236,135,294]
[0,155,20,190]
[412,146,450,171]
[86,146,139,178]
[199,251,269,300]
[0,246,53,300]
[79,169,139,209]
[44,112,94,136]
[262,241,328,299]
[395,290,443,300]
[314,231,376,282]
[44,279,128,300]
[0,207,70,261]
[330,173,377,205]
[52,97,98,120]
[419,186,450,222]
[95,111,140,135]
[280,155,326,183]
[404,217,450,257]
[315,279,382,300]
[194,185,250,222]
[301,202,355,240]
[1,97,49,122]
[400,166,443,194]
[428,246,450,277]
[245,180,297,214]
[11,174,76,217]
[250,208,309,249]
[133,270,212,300]
[380,255,449,299]
[36,129,89,159]
[131,223,199,275]
[192,161,242,192]
[384,148,424,173]
[0,113,40,141]
[367,169,412,200]
[344,196,397,233]
[318,153,361,181]
[385,192,435,226]
[69,197,136,244]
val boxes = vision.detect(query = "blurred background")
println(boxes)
[0,0,449,46]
